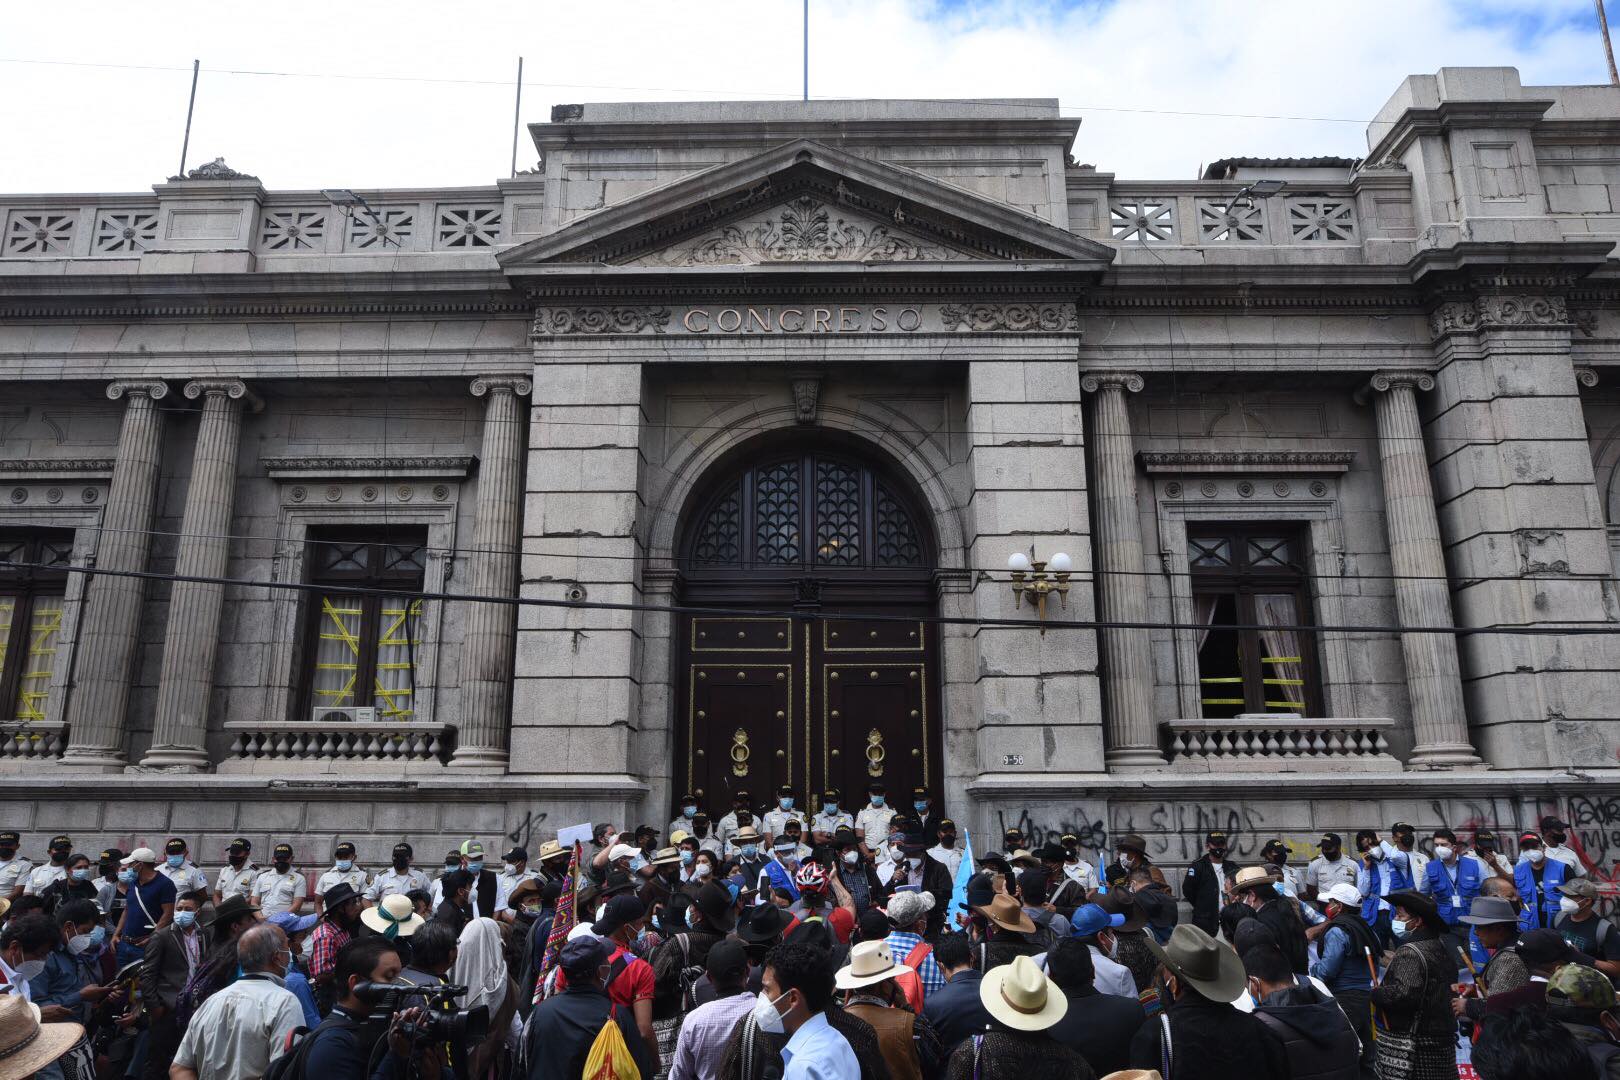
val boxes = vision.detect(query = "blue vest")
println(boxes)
[1386,847,1418,892]
[1513,857,1567,931]
[1425,856,1483,925]
[1360,861,1386,924]
[762,857,800,902]
[1469,927,1489,969]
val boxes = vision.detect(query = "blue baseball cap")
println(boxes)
[267,912,320,936]
[1071,903,1126,938]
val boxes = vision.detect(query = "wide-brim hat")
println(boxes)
[976,893,1036,934]
[1386,890,1442,927]
[738,903,792,944]
[361,894,425,939]
[322,882,361,910]
[731,826,762,845]
[978,954,1068,1032]
[1008,849,1040,868]
[1097,889,1147,933]
[1145,924,1246,1003]
[1117,834,1149,856]
[203,894,259,927]
[1458,895,1520,927]
[649,847,683,867]
[0,996,83,1080]
[508,878,545,910]
[835,940,905,990]
[1230,866,1273,894]
[692,882,737,932]
[537,840,569,863]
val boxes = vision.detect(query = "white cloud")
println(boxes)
[0,0,1610,193]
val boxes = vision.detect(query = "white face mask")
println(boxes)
[1527,850,1545,865]
[693,863,712,879]
[751,990,788,1035]
[1434,845,1453,862]
[1560,896,1581,914]
[842,851,858,866]
[14,960,44,981]
[907,856,923,869]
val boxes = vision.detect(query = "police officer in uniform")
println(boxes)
[0,831,32,901]
[23,834,72,897]
[214,837,258,905]
[158,837,210,895]
[252,842,305,916]
[315,841,368,912]
[366,841,431,902]
[762,785,799,844]
[811,789,854,844]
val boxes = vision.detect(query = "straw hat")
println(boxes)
[0,994,83,1080]
[361,894,426,939]
[1100,1072,1164,1080]
[978,954,1068,1031]
[975,892,1036,934]
[1007,849,1040,868]
[731,826,762,845]
[834,940,905,990]
[1230,866,1273,894]
[537,840,569,863]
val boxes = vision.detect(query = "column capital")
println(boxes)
[470,375,533,398]
[1358,369,1435,403]
[1080,370,1144,395]
[183,377,263,412]
[1575,365,1600,389]
[105,380,170,402]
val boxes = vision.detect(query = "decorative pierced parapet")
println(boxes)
[1109,199,1176,242]
[0,723,68,760]
[1162,717,1398,770]
[224,721,452,764]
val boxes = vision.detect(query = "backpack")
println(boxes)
[581,1004,638,1080]
[262,1013,362,1080]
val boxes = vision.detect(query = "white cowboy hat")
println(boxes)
[0,994,83,1080]
[978,954,1068,1032]
[360,894,425,939]
[834,940,905,991]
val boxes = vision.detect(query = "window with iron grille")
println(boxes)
[300,527,428,720]
[0,532,72,724]
[1188,527,1320,718]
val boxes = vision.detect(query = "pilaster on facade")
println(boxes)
[1081,370,1164,769]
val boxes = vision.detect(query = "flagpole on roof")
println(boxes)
[1600,0,1620,85]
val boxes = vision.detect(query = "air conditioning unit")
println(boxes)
[311,706,378,723]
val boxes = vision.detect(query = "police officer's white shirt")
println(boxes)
[159,861,210,895]
[252,868,303,917]
[494,867,539,911]
[715,811,744,850]
[929,843,963,880]
[855,805,896,844]
[812,811,854,837]
[667,816,701,842]
[1276,864,1306,899]
[762,808,800,839]
[1061,859,1099,893]
[364,867,430,902]
[22,863,65,896]
[216,863,258,901]
[1545,843,1587,878]
[0,858,32,896]
[315,867,369,901]
[1476,850,1516,880]
[1305,855,1359,893]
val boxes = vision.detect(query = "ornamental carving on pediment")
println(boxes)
[940,302,1079,332]
[531,306,672,337]
[637,196,967,266]
[1428,294,1571,337]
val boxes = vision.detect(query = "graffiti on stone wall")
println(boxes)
[506,809,549,853]
[1567,795,1620,916]
[995,808,1108,855]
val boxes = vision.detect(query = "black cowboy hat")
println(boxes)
[203,894,259,927]
[737,903,793,944]
[600,869,639,898]
[322,883,361,910]
[1386,890,1443,928]
[692,882,737,933]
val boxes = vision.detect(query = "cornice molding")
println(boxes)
[262,455,477,481]
[1428,294,1573,338]
[943,302,1080,332]
[1138,451,1354,475]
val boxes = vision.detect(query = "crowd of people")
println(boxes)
[0,788,1614,1080]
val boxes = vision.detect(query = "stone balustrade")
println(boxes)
[223,721,453,766]
[1162,716,1399,771]
[0,723,68,760]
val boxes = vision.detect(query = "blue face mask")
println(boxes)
[871,795,886,807]
[1391,919,1409,937]
[466,861,484,874]
[166,854,184,868]
[779,798,794,810]
[336,859,353,871]
[88,926,106,947]
[914,801,928,813]
[823,803,838,815]
[683,805,696,818]
[680,851,694,866]
[685,906,698,929]
[71,868,93,882]
[629,856,647,872]
[651,914,662,932]
[173,910,197,929]
[117,869,136,885]
[741,844,758,859]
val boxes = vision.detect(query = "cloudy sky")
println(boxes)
[0,0,1612,193]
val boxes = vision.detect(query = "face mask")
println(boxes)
[891,845,906,861]
[336,859,353,872]
[118,869,136,885]
[88,927,106,947]
[1265,852,1285,867]
[694,863,712,878]
[1104,937,1119,960]
[779,798,793,810]
[629,856,647,872]
[522,902,542,916]
[635,927,649,946]
[50,852,68,865]
[1548,832,1566,845]
[1209,847,1227,859]
[173,910,197,930]
[1527,850,1545,865]
[466,861,484,874]
[914,801,928,813]
[683,805,696,818]
[230,853,247,866]
[274,861,291,873]
[843,851,858,865]
[680,851,694,866]
[1560,896,1581,914]
[1119,854,1136,869]
[751,990,788,1035]
[1391,919,1409,937]
[685,906,698,930]
[67,933,94,955]
[392,858,408,871]
[822,803,838,815]
[445,862,459,872]
[1438,845,1457,861]
[741,845,758,859]
[15,960,44,981]
[71,868,92,882]
[300,937,314,962]
[907,856,923,869]
[166,854,184,868]
[0,849,14,861]
[871,796,885,807]
[941,836,956,849]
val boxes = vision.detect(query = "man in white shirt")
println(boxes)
[927,819,964,880]
[22,836,72,898]
[251,844,305,918]
[1540,815,1588,878]
[1303,833,1358,901]
[667,792,703,846]
[810,789,854,845]
[1069,903,1137,999]
[715,790,752,853]
[171,924,303,1080]
[0,831,33,901]
[1259,839,1306,899]
[213,838,258,907]
[762,945,860,1080]
[762,786,800,844]
[1470,830,1516,882]
[314,842,368,913]
[853,783,896,858]
[158,838,210,897]
[493,846,539,914]
[365,842,431,903]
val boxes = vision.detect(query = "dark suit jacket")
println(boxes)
[139,924,199,1011]
[1047,985,1146,1076]
[923,969,993,1050]
[1182,857,1232,935]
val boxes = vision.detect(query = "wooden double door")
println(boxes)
[680,604,939,813]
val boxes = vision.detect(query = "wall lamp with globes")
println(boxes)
[1006,550,1071,635]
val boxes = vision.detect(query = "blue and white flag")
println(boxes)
[947,828,975,927]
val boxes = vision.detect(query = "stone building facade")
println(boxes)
[1,66,1619,884]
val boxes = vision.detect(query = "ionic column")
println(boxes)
[451,375,532,768]
[1082,371,1164,768]
[63,380,169,767]
[1361,371,1479,767]
[144,379,261,768]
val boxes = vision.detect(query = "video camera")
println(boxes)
[352,981,490,1046]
